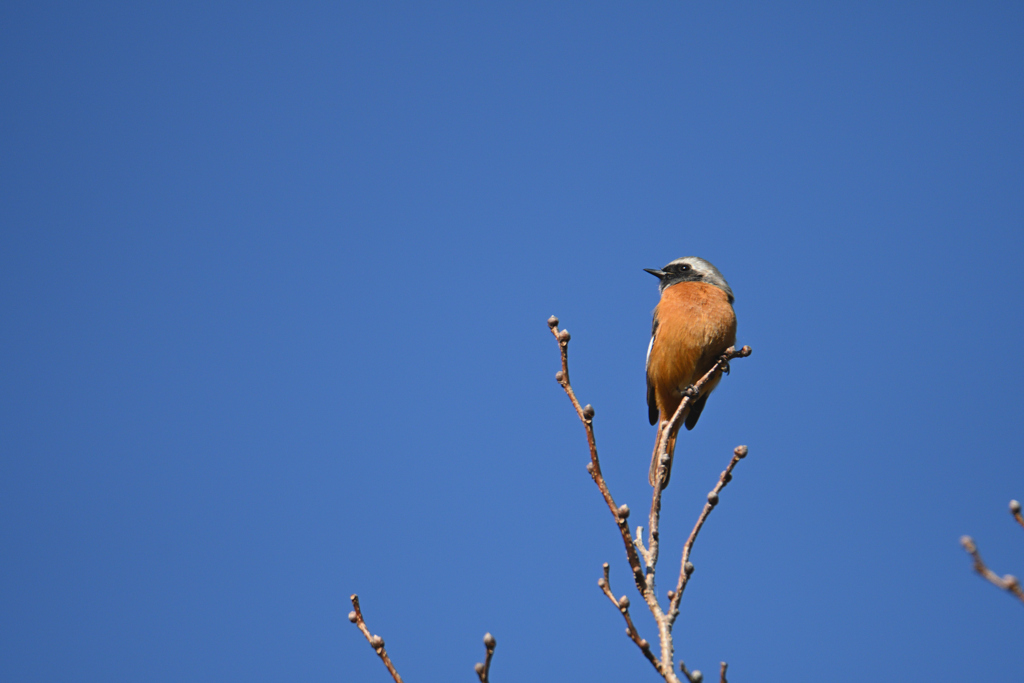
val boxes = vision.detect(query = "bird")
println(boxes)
[645,257,737,488]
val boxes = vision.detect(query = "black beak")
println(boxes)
[644,268,666,279]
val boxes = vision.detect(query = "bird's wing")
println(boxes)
[646,315,659,425]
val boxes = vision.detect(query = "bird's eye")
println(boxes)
[680,264,690,271]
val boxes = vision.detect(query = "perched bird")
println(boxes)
[645,257,737,488]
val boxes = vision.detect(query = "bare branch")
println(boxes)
[598,562,662,675]
[348,594,405,683]
[548,316,647,591]
[668,445,748,624]
[1011,499,1024,531]
[720,661,729,683]
[474,633,497,683]
[960,536,1024,605]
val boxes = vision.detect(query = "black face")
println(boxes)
[660,261,704,287]
[663,261,699,277]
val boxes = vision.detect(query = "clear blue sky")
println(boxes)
[2,2,1023,681]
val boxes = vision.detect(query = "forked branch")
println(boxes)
[548,315,751,682]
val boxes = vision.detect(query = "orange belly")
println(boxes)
[648,281,737,422]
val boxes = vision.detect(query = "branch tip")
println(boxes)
[348,594,405,683]
[475,631,496,682]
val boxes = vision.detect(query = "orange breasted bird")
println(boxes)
[645,257,737,488]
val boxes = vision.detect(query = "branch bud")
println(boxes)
[555,370,565,383]
[707,491,719,505]
[582,404,595,419]
[484,632,496,648]
[370,635,384,649]
[618,595,630,609]
[691,669,703,682]
[734,445,748,458]
[721,471,732,483]
[586,462,595,474]
[1011,499,1022,514]
[1005,574,1019,588]
[557,329,571,343]
[347,611,358,623]
[598,577,607,588]
[547,315,559,329]
[667,590,675,600]
[639,639,649,650]
[474,662,485,674]
[617,504,630,519]
[685,561,695,575]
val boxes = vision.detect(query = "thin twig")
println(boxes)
[348,594,405,683]
[548,316,646,590]
[720,661,729,683]
[598,562,662,675]
[1011,499,1024,531]
[960,536,1024,605]
[668,445,748,624]
[636,526,651,566]
[474,633,497,682]
[679,660,702,682]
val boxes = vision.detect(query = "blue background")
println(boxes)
[3,2,1023,681]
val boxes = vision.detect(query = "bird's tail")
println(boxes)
[649,428,678,488]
